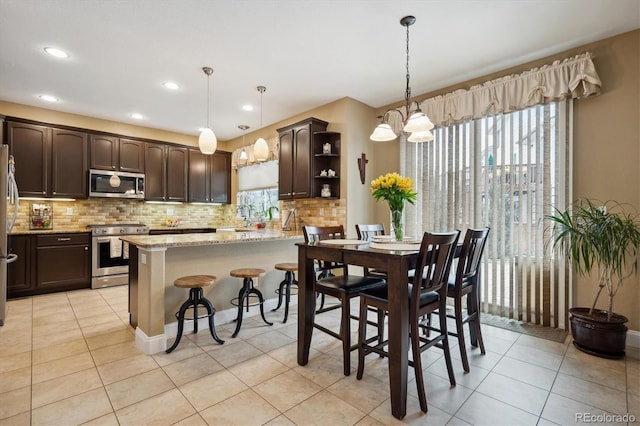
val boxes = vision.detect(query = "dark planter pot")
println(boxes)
[569,307,628,359]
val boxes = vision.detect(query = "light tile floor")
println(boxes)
[1,286,638,425]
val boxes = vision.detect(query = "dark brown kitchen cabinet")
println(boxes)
[119,139,145,173]
[312,131,341,199]
[188,149,231,203]
[51,128,88,198]
[7,233,90,298]
[277,117,328,200]
[7,235,34,298]
[6,121,49,197]
[90,135,144,173]
[166,146,188,202]
[90,134,118,170]
[36,234,90,292]
[144,143,187,201]
[211,151,231,203]
[7,121,88,198]
[144,142,166,201]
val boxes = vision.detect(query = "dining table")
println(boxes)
[296,238,422,419]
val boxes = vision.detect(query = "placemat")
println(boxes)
[370,242,420,251]
[318,239,367,246]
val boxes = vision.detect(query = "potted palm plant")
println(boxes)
[547,199,640,358]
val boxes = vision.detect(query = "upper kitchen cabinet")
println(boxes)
[167,146,188,201]
[7,120,88,198]
[188,149,231,203]
[144,142,188,202]
[90,135,144,173]
[277,117,328,200]
[312,131,341,199]
[211,151,231,203]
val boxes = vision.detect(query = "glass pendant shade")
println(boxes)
[408,129,435,142]
[403,111,434,133]
[370,123,397,142]
[253,137,269,161]
[239,148,248,161]
[199,128,217,154]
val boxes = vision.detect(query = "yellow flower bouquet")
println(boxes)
[370,173,417,240]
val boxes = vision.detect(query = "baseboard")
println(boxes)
[135,327,167,354]
[627,329,640,349]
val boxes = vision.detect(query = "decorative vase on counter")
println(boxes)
[389,204,404,241]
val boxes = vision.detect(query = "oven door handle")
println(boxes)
[95,237,119,243]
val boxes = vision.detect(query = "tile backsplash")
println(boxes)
[9,197,347,233]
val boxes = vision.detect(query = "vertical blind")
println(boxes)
[402,100,572,328]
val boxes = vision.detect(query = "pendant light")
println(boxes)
[238,124,249,162]
[253,85,269,162]
[198,66,217,154]
[370,16,434,143]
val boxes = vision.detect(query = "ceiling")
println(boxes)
[1,0,638,141]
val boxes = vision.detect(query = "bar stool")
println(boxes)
[230,268,273,337]
[166,275,224,353]
[271,262,298,323]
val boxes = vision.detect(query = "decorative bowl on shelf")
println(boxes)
[165,218,181,227]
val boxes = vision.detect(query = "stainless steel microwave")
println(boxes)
[89,169,145,199]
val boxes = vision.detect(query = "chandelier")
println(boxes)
[370,16,434,143]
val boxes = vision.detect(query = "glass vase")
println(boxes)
[389,206,404,241]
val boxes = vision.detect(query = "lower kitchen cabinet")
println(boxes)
[8,233,91,298]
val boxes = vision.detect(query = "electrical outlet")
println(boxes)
[332,208,337,216]
[319,208,324,217]
[167,208,174,216]
[66,207,73,215]
[141,253,147,264]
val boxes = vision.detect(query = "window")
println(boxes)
[403,100,571,328]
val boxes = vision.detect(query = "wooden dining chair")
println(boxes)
[303,225,387,376]
[356,230,460,413]
[442,227,490,372]
[355,223,387,278]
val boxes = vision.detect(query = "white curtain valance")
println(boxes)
[388,52,601,131]
[231,136,279,169]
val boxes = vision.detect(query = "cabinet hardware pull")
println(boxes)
[57,237,71,241]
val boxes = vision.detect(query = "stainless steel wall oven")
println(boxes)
[89,224,148,288]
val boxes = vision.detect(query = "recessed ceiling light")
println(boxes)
[39,94,59,102]
[130,113,144,120]
[162,81,180,90]
[44,47,70,59]
[242,104,254,111]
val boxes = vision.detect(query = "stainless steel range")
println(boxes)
[89,224,149,288]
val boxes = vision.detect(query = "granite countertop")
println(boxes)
[10,227,90,235]
[120,229,303,249]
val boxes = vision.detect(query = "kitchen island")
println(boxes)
[121,230,302,354]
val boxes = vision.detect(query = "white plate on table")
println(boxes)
[317,239,367,246]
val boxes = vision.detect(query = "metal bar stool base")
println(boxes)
[166,287,224,353]
[231,277,273,337]
[271,270,298,323]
